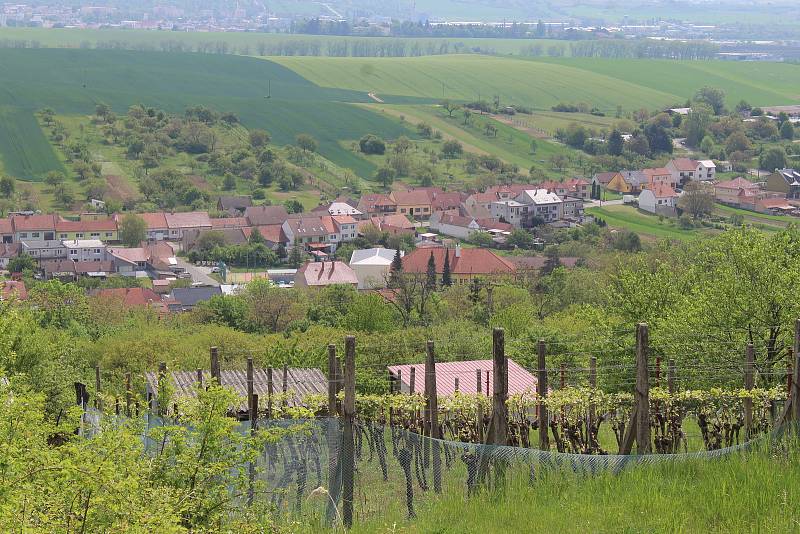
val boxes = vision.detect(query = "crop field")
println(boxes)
[0,48,433,179]
[275,54,800,111]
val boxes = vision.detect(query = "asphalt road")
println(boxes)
[176,258,220,287]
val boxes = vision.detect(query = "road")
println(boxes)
[176,258,220,287]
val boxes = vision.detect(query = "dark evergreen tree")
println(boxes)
[425,252,437,291]
[608,129,624,156]
[389,247,403,287]
[441,248,452,287]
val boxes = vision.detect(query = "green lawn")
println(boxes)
[0,106,65,180]
[586,205,713,241]
[714,203,795,225]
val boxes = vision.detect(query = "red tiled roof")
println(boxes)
[391,190,431,206]
[380,214,415,229]
[243,224,286,244]
[402,247,516,275]
[244,205,290,226]
[55,219,118,232]
[93,287,162,307]
[296,261,358,286]
[670,158,698,172]
[165,211,212,229]
[211,217,248,228]
[11,214,60,232]
[137,212,169,229]
[476,218,514,232]
[643,168,672,178]
[650,185,678,198]
[320,215,337,234]
[759,198,795,209]
[1,280,27,301]
[431,192,465,211]
[388,359,536,396]
[715,177,759,190]
[468,192,498,204]
[0,219,12,234]
[593,172,618,185]
[0,243,20,259]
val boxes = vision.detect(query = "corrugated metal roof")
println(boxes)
[144,368,327,413]
[387,359,536,396]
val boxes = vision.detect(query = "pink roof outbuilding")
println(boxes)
[388,358,536,396]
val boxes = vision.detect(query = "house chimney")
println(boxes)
[455,244,461,258]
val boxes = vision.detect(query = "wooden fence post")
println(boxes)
[588,356,597,439]
[157,362,167,417]
[396,369,402,394]
[248,393,258,507]
[282,364,289,411]
[426,340,441,493]
[342,336,356,529]
[537,339,549,451]
[744,343,755,439]
[247,357,254,417]
[487,328,508,446]
[454,377,459,393]
[327,345,338,416]
[476,369,481,394]
[668,359,676,394]
[476,368,484,441]
[125,372,132,417]
[210,347,220,383]
[635,323,651,455]
[409,366,416,395]
[94,365,102,410]
[266,366,274,419]
[196,368,203,388]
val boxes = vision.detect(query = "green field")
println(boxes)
[586,205,712,241]
[0,48,432,179]
[0,106,66,180]
[275,55,800,111]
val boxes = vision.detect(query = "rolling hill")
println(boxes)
[0,48,431,180]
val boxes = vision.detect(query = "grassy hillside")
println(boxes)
[0,48,429,179]
[275,55,800,111]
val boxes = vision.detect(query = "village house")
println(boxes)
[666,158,717,187]
[11,213,59,242]
[63,239,108,263]
[638,185,678,216]
[320,215,358,252]
[765,169,800,199]
[356,194,397,217]
[463,191,498,218]
[0,243,20,269]
[490,200,526,228]
[349,248,401,289]
[164,212,213,240]
[108,241,179,278]
[516,189,563,226]
[0,219,12,244]
[294,260,359,288]
[55,217,118,242]
[592,172,619,189]
[216,195,252,216]
[210,217,249,230]
[40,259,115,281]
[135,212,170,241]
[714,177,762,207]
[561,197,585,219]
[242,225,288,250]
[390,190,432,219]
[607,170,646,193]
[91,287,163,308]
[169,286,222,312]
[20,239,67,262]
[244,205,290,226]
[757,197,797,216]
[323,201,363,219]
[401,245,516,284]
[431,191,466,212]
[282,216,329,252]
[642,168,677,190]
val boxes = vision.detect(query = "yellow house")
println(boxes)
[607,171,646,193]
[56,219,119,242]
[389,190,432,219]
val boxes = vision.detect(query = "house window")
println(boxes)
[19,233,27,239]
[400,209,406,213]
[32,232,40,238]
[105,232,113,237]
[91,233,100,237]
[59,234,67,239]
[415,208,421,213]
[76,233,84,238]
[94,249,101,254]
[70,249,78,255]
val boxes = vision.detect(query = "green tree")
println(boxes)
[441,248,452,287]
[683,106,712,147]
[441,99,459,117]
[700,135,715,156]
[607,129,624,156]
[441,140,463,159]
[44,171,65,187]
[375,166,396,189]
[780,120,795,140]
[7,253,36,273]
[119,213,147,247]
[507,228,534,249]
[388,247,403,288]
[694,86,726,115]
[0,175,15,198]
[295,133,318,153]
[425,251,437,291]
[249,129,271,148]
[222,173,237,190]
[760,147,787,171]
[678,182,715,219]
[725,131,751,154]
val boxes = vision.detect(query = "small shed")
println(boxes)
[144,368,327,417]
[387,359,536,396]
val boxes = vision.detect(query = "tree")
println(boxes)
[119,213,147,247]
[760,147,787,171]
[388,247,403,288]
[507,228,534,249]
[725,131,751,154]
[44,171,65,187]
[549,154,568,171]
[694,86,726,115]
[94,102,111,120]
[683,106,712,147]
[249,129,271,148]
[644,123,673,154]
[283,199,304,214]
[425,252,437,291]
[678,182,715,219]
[781,120,795,141]
[700,135,715,156]
[0,175,15,198]
[375,166,396,189]
[295,134,318,153]
[393,136,411,154]
[417,122,433,138]
[625,134,650,156]
[441,140,463,159]
[441,99,459,118]
[441,248,452,287]
[53,184,74,207]
[222,173,236,190]
[608,129,624,156]
[73,161,93,181]
[7,253,36,273]
[359,134,386,155]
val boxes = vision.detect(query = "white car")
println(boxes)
[210,267,220,273]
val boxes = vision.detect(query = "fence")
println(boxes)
[73,321,800,529]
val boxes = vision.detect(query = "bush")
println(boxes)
[359,134,386,155]
[552,103,580,113]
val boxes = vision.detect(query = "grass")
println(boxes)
[0,106,65,180]
[586,205,713,241]
[337,440,800,534]
[0,48,428,180]
[714,203,795,225]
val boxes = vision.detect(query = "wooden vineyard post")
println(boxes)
[342,336,356,529]
[94,365,102,410]
[744,343,755,439]
[537,339,549,451]
[454,377,459,393]
[248,393,258,507]
[409,366,416,395]
[635,323,651,455]
[266,367,274,419]
[425,340,442,493]
[327,345,338,416]
[282,364,288,411]
[196,368,203,388]
[247,357,254,419]
[668,360,676,394]
[588,356,597,446]
[210,347,220,384]
[125,372,132,417]
[487,328,509,446]
[157,362,167,417]
[395,369,402,394]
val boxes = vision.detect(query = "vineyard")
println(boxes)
[68,321,800,529]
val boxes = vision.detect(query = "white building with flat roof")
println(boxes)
[349,248,402,289]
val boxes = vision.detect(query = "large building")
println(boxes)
[401,245,515,284]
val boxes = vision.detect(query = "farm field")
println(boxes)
[0,48,432,180]
[274,54,800,111]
